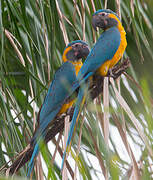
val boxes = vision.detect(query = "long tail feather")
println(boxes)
[61,82,89,170]
[27,143,39,177]
[69,72,93,98]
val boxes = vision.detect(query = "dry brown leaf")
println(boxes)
[113,114,140,179]
[52,137,74,179]
[86,123,107,179]
[110,77,153,158]
[62,115,70,180]
[130,0,135,17]
[95,96,104,134]
[5,29,32,65]
[74,114,85,180]
[55,0,69,45]
[80,0,86,41]
[104,0,108,9]
[103,77,109,145]
[5,30,25,66]
[51,131,62,165]
[116,0,121,19]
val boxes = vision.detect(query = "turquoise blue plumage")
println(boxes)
[27,40,89,177]
[28,62,76,176]
[61,81,89,169]
[61,9,127,169]
[77,27,120,79]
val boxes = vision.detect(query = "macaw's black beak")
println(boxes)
[92,13,118,31]
[82,45,90,58]
[92,15,98,31]
[76,45,90,59]
[92,14,108,31]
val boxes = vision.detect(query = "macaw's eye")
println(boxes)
[98,12,108,17]
[101,13,105,16]
[82,45,87,48]
[75,44,79,47]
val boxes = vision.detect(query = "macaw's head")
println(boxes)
[62,40,89,63]
[92,9,120,31]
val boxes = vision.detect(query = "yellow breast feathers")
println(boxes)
[98,14,127,76]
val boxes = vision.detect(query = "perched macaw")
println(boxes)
[27,40,89,176]
[61,9,127,169]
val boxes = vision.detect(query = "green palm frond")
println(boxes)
[0,0,153,179]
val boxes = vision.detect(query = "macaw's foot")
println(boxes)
[107,58,130,79]
[107,68,116,78]
[59,113,66,119]
[67,107,73,115]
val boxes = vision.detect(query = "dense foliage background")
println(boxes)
[0,0,153,179]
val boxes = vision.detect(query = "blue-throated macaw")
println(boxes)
[61,9,127,169]
[27,40,89,176]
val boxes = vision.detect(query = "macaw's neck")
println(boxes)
[71,60,83,76]
[112,15,127,68]
[62,46,72,63]
[108,14,127,68]
[58,59,82,115]
[98,14,127,77]
[62,47,83,76]
[109,14,126,35]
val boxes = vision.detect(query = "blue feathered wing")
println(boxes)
[61,27,121,169]
[27,61,78,176]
